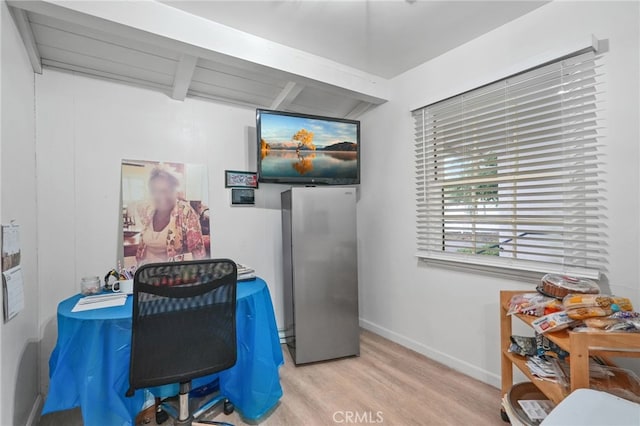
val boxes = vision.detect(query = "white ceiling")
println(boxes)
[163,0,547,79]
[10,1,386,118]
[8,0,547,118]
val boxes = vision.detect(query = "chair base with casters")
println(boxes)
[156,381,235,426]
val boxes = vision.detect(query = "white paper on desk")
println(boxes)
[3,266,25,321]
[72,295,127,312]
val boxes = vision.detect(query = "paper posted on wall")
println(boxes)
[2,224,24,322]
[2,223,20,271]
[3,266,24,321]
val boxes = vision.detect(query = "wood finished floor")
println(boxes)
[39,330,503,426]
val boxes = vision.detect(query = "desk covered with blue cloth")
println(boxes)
[42,278,283,425]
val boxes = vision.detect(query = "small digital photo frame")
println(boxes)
[231,188,255,206]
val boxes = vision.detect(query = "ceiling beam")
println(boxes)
[8,7,42,74]
[345,102,372,120]
[8,0,389,104]
[171,54,197,101]
[270,82,303,110]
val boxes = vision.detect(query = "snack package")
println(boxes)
[535,333,570,359]
[607,319,640,332]
[509,335,537,357]
[583,317,622,329]
[507,293,559,317]
[563,294,633,320]
[567,307,613,320]
[611,297,634,312]
[532,311,575,334]
[582,312,640,331]
[544,299,564,315]
[611,311,640,319]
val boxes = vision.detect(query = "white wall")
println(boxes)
[28,0,640,404]
[358,0,640,387]
[35,69,289,394]
[1,1,40,424]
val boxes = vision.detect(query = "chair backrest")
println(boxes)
[127,259,237,394]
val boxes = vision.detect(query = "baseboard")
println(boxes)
[359,318,501,389]
[26,394,43,426]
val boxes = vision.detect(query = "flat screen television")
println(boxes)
[257,109,360,185]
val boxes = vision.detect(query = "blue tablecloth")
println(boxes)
[42,278,283,425]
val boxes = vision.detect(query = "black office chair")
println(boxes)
[126,259,238,426]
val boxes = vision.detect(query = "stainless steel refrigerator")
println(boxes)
[281,187,360,364]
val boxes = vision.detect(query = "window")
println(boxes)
[413,50,603,279]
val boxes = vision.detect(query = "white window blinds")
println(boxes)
[413,50,603,279]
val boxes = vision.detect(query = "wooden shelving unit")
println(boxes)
[500,290,640,406]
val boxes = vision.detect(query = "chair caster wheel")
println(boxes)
[156,408,169,424]
[500,408,510,423]
[223,399,234,415]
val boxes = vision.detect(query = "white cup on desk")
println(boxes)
[112,279,133,295]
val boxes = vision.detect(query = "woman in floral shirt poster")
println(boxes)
[135,166,206,265]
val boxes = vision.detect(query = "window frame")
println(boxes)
[413,48,604,280]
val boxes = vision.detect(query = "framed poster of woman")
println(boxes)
[121,159,210,267]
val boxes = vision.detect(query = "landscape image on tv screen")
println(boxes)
[259,110,359,184]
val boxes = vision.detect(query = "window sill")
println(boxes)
[416,252,600,281]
